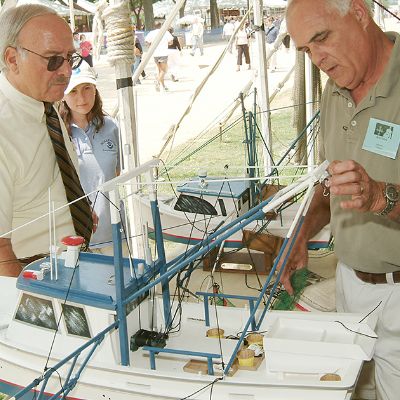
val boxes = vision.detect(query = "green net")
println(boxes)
[272,268,309,310]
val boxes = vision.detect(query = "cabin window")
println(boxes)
[218,199,227,216]
[62,304,91,338]
[15,293,57,331]
[174,194,218,216]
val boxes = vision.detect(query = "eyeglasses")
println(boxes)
[19,47,83,71]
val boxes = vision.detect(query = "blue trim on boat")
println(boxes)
[16,253,151,310]
[177,178,249,198]
[0,379,81,399]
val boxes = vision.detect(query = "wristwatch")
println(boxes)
[375,183,399,216]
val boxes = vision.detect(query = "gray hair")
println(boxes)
[326,0,352,15]
[0,4,57,72]
[287,0,369,17]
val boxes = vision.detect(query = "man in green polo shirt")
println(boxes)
[281,1,400,399]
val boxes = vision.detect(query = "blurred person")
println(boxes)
[79,33,93,67]
[145,22,173,92]
[131,27,146,85]
[190,17,204,56]
[73,31,81,54]
[222,18,235,53]
[265,16,278,70]
[168,27,182,82]
[235,23,251,71]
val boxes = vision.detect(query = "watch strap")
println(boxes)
[375,183,399,216]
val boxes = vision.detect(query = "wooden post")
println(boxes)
[108,0,142,256]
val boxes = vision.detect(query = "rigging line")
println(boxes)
[175,259,203,299]
[334,320,378,339]
[167,262,200,335]
[158,159,218,237]
[224,179,269,301]
[210,274,226,369]
[160,164,318,171]
[251,110,275,166]
[179,378,223,400]
[42,191,101,374]
[372,0,400,21]
[97,191,144,329]
[359,300,383,324]
[254,99,321,116]
[164,108,264,173]
[166,262,196,335]
[166,90,252,161]
[170,175,235,336]
[52,368,66,400]
[127,174,315,187]
[175,183,230,283]
[160,6,254,162]
[155,167,234,272]
[165,282,183,334]
[163,95,315,173]
[168,263,198,334]
[163,113,247,172]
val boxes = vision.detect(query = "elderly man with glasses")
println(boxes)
[0,4,94,276]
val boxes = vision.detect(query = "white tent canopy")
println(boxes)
[154,0,287,18]
[76,0,96,14]
[16,0,89,16]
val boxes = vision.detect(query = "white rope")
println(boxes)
[92,0,134,65]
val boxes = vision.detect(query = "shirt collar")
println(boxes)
[375,31,400,98]
[332,32,400,99]
[0,72,45,123]
[71,120,94,130]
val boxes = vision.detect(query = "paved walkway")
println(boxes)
[94,40,296,163]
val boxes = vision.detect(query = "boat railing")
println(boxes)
[196,291,259,331]
[10,322,118,400]
[143,346,222,375]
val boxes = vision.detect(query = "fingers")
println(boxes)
[326,160,382,212]
[327,161,365,196]
[280,267,295,296]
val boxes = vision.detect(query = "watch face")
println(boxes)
[386,185,400,202]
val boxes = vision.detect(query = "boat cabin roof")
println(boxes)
[16,253,150,310]
[177,178,250,199]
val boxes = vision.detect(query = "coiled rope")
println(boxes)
[92,0,134,65]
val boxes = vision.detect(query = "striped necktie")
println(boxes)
[44,102,92,248]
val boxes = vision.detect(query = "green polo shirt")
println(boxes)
[320,32,400,273]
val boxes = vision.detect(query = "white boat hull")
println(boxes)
[0,276,374,400]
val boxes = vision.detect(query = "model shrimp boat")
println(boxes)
[139,171,331,249]
[0,160,376,400]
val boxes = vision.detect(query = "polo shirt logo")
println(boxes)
[101,139,116,151]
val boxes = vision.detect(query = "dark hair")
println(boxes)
[59,88,106,135]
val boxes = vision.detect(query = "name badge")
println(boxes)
[362,118,400,159]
